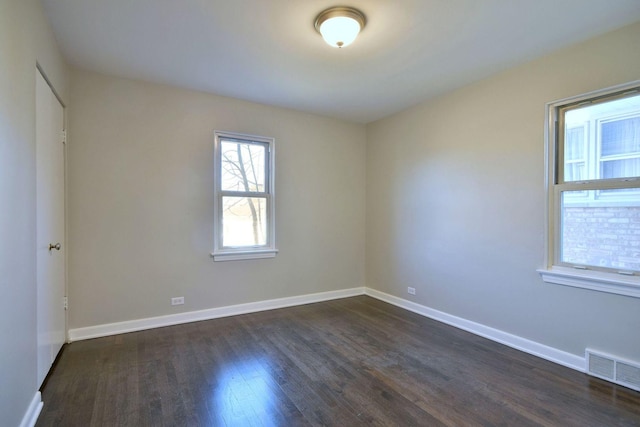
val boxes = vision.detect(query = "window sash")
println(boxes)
[217,194,272,249]
[218,138,270,194]
[553,187,640,276]
[554,188,640,276]
[557,93,640,205]
[558,94,640,177]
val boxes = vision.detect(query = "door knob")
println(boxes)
[49,243,61,251]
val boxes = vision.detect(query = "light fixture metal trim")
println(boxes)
[314,6,366,48]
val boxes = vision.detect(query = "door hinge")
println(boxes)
[61,130,67,144]
[63,296,68,310]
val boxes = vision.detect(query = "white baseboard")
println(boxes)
[20,392,43,427]
[67,285,586,375]
[364,288,586,373]
[69,287,366,341]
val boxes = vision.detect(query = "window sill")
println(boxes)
[537,266,640,298]
[211,249,278,262]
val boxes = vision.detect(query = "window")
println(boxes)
[212,131,277,261]
[539,82,640,298]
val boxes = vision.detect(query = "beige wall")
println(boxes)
[366,22,640,360]
[0,0,68,424]
[67,69,366,329]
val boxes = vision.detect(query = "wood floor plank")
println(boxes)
[37,296,640,426]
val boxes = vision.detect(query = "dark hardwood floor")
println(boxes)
[37,296,640,426]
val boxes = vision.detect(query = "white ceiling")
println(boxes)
[41,0,640,123]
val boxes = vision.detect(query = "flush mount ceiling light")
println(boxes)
[314,6,366,48]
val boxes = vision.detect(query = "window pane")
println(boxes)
[601,116,640,156]
[220,140,266,192]
[222,196,267,247]
[560,190,640,271]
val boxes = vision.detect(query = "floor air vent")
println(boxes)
[586,349,640,392]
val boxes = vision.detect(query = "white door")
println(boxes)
[36,70,66,387]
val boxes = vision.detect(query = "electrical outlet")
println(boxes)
[171,297,184,306]
[407,287,416,295]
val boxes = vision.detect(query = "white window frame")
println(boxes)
[538,81,640,298]
[212,130,277,261]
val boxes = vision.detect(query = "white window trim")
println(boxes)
[538,266,640,299]
[539,81,640,298]
[212,130,277,262]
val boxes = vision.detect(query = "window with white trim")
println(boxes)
[212,131,277,261]
[539,82,640,298]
